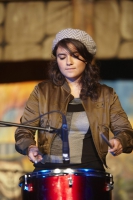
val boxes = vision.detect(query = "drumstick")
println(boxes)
[100,133,115,156]
[100,133,113,148]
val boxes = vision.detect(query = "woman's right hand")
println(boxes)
[27,145,43,163]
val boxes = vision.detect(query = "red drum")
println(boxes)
[19,168,113,200]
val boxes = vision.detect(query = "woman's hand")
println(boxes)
[27,145,43,163]
[108,139,123,156]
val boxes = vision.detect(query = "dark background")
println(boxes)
[0,59,132,83]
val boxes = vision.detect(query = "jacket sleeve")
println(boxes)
[110,89,133,153]
[15,85,40,155]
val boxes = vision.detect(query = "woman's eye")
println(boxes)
[72,54,79,59]
[58,55,66,60]
[59,57,65,60]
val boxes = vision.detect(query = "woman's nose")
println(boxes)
[66,55,73,66]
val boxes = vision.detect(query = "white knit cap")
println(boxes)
[52,28,96,55]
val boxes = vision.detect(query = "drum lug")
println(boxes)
[24,174,33,192]
[68,175,73,187]
[105,183,114,191]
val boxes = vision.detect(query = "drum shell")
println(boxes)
[20,169,113,200]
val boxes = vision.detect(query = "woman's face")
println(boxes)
[56,43,87,82]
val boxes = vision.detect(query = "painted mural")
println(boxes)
[0,80,133,200]
[0,81,38,200]
[103,80,133,200]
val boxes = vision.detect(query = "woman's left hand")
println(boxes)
[108,139,123,156]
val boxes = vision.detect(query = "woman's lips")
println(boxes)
[65,68,76,70]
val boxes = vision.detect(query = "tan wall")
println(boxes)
[0,0,133,61]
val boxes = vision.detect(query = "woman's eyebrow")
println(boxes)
[57,53,66,56]
[57,51,79,56]
[70,50,78,54]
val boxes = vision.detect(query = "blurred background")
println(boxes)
[0,0,133,199]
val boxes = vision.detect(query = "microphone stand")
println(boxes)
[61,115,70,164]
[0,111,70,164]
[0,121,57,132]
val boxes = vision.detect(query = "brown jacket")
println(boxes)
[15,80,133,167]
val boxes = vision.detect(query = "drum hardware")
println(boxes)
[105,173,114,191]
[68,174,73,186]
[105,183,114,191]
[24,174,27,185]
[24,174,33,192]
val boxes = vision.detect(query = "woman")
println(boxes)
[15,28,133,172]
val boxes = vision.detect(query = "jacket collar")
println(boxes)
[62,81,71,93]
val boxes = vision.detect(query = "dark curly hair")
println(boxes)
[48,38,101,100]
